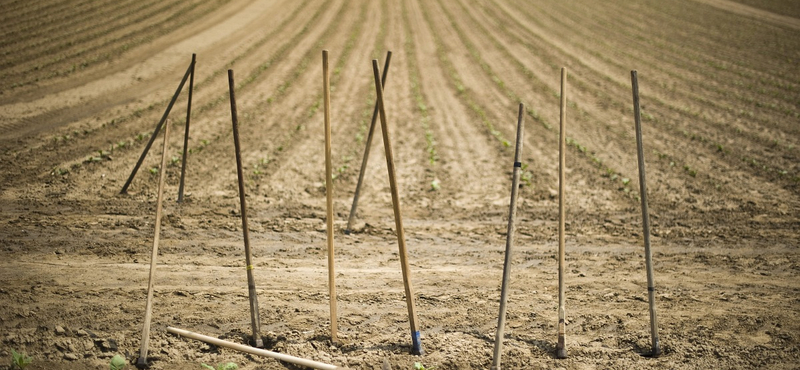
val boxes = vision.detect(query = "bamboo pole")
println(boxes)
[228,69,263,348]
[178,53,196,203]
[322,50,339,342]
[121,62,192,194]
[491,103,525,370]
[555,67,568,359]
[167,327,350,370]
[345,51,392,234]
[136,118,170,367]
[372,59,423,356]
[631,70,662,357]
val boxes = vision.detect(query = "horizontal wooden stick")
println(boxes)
[167,327,350,370]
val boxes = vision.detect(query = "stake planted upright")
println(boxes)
[121,58,193,194]
[631,70,662,357]
[556,67,568,359]
[178,53,196,203]
[372,59,423,356]
[322,50,339,342]
[491,103,526,370]
[228,69,263,348]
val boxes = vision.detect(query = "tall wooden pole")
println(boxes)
[178,53,196,203]
[136,118,170,367]
[372,59,423,355]
[322,50,339,342]
[556,67,568,359]
[491,103,525,370]
[345,51,392,234]
[228,69,263,348]
[631,70,662,357]
[121,62,192,194]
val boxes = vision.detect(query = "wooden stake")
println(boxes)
[178,53,196,203]
[491,103,525,370]
[631,70,662,357]
[136,118,170,367]
[372,59,423,356]
[121,62,192,194]
[228,69,263,348]
[167,327,350,370]
[345,51,392,234]
[556,67,568,359]
[322,50,339,342]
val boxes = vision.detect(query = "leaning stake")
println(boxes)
[137,118,170,367]
[228,69,263,348]
[345,51,392,234]
[322,50,339,342]
[555,67,568,359]
[121,62,192,194]
[631,70,662,357]
[178,53,196,203]
[372,59,423,355]
[491,103,526,370]
[167,327,350,370]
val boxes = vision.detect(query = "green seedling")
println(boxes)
[414,362,434,370]
[621,178,630,186]
[430,179,441,191]
[10,349,32,370]
[110,354,126,370]
[201,362,238,370]
[149,167,159,175]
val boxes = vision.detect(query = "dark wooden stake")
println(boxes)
[631,70,662,357]
[491,103,525,370]
[136,118,170,367]
[121,62,192,194]
[228,69,263,348]
[177,53,196,203]
[556,67,568,359]
[372,59,423,356]
[322,50,339,342]
[345,51,392,234]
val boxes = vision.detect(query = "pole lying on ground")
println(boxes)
[322,50,339,342]
[228,69,263,348]
[555,67,568,359]
[167,327,350,370]
[137,118,170,367]
[178,53,196,203]
[345,51,392,234]
[631,70,662,357]
[121,61,193,194]
[372,59,424,356]
[491,103,526,370]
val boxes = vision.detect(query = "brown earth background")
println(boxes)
[0,0,799,369]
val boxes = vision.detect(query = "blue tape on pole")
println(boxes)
[412,331,422,353]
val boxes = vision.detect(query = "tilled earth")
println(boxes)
[0,0,798,369]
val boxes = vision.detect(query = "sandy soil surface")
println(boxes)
[0,0,798,369]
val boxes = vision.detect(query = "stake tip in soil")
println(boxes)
[555,347,567,359]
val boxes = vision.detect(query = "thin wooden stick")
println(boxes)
[228,69,263,348]
[322,50,339,342]
[631,70,662,357]
[136,118,170,367]
[178,53,196,203]
[121,62,192,194]
[491,103,525,370]
[556,67,568,359]
[345,51,392,234]
[167,327,350,370]
[372,59,423,356]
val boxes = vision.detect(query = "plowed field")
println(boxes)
[1,0,798,369]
